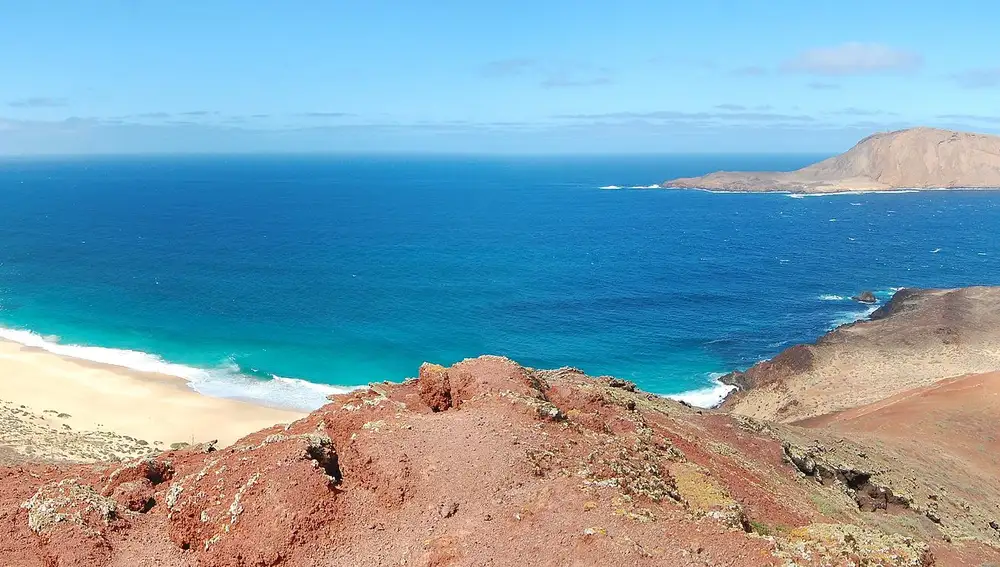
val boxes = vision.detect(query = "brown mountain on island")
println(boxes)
[663,127,1000,193]
[3,289,1000,565]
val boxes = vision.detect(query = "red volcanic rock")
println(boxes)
[110,479,155,513]
[418,362,453,411]
[0,356,967,566]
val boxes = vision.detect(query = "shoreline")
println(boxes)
[0,322,741,415]
[609,185,1000,195]
[0,337,305,461]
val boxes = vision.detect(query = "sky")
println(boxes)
[2,0,1000,154]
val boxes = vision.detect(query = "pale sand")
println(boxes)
[0,339,305,462]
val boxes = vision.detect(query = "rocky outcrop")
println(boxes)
[2,355,989,565]
[851,291,877,304]
[663,127,1000,193]
[722,286,1000,422]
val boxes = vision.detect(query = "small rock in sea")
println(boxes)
[852,291,877,304]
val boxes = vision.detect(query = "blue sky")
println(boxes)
[2,1,999,154]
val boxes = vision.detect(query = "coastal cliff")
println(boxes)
[663,127,1000,193]
[2,350,1000,564]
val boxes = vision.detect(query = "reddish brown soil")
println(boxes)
[0,356,983,565]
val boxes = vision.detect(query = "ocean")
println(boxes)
[1,154,998,410]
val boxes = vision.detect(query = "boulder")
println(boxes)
[852,291,877,304]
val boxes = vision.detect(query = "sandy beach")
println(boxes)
[0,339,305,462]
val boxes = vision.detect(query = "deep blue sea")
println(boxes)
[1,154,998,409]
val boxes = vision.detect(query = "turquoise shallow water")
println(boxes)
[0,154,998,409]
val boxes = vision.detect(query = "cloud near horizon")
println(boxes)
[553,109,817,124]
[481,58,613,89]
[3,107,1000,156]
[950,67,1000,89]
[781,42,922,76]
[8,97,69,109]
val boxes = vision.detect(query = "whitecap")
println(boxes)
[828,304,880,329]
[819,294,846,301]
[0,326,349,411]
[628,184,661,189]
[931,248,941,253]
[787,189,922,198]
[599,185,622,190]
[191,367,355,411]
[665,374,736,408]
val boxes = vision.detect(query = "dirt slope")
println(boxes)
[0,356,967,566]
[721,286,1000,423]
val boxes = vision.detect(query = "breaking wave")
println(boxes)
[0,326,354,411]
[666,373,736,408]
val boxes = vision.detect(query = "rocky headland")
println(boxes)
[1,288,1000,565]
[663,127,1000,193]
[721,286,1000,423]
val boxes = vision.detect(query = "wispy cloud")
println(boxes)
[782,42,922,76]
[648,56,716,70]
[950,67,1000,89]
[807,81,841,90]
[0,113,952,155]
[482,58,613,88]
[554,109,815,123]
[731,66,768,77]
[480,58,536,77]
[8,96,69,108]
[828,107,896,117]
[937,113,1000,124]
[299,112,355,118]
[715,104,746,111]
[540,75,612,88]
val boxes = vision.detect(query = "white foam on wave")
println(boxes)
[628,184,661,189]
[786,189,921,198]
[823,287,901,329]
[666,373,736,408]
[828,303,881,329]
[599,185,622,190]
[0,326,351,411]
[819,294,846,301]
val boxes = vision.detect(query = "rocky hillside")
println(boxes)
[663,127,1000,193]
[721,286,1000,423]
[6,355,999,565]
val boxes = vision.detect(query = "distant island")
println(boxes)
[663,127,1000,193]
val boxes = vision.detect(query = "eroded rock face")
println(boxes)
[0,355,995,566]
